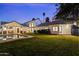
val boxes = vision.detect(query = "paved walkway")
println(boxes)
[0,35,34,43]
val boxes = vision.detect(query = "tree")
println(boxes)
[56,4,79,20]
[43,12,45,17]
[56,3,79,25]
[32,18,36,21]
[43,12,46,23]
[45,17,50,22]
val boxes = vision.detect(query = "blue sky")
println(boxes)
[0,3,58,23]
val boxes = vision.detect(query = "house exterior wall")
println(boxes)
[35,24,72,35]
[27,21,36,33]
[33,26,49,33]
[49,25,59,34]
[49,24,72,35]
[59,24,72,35]
[0,22,30,35]
[0,22,32,40]
[0,21,73,36]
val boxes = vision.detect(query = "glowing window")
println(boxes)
[53,27,58,31]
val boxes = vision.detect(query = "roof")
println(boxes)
[22,20,34,27]
[38,20,65,26]
[22,22,30,27]
[0,21,31,27]
[0,21,10,25]
[0,21,23,26]
[21,23,29,27]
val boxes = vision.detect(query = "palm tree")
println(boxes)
[43,12,46,23]
[43,12,45,17]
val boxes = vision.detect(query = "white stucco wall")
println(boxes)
[59,24,72,35]
[49,24,72,35]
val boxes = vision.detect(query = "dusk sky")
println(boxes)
[0,3,58,23]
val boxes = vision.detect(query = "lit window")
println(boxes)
[9,27,13,29]
[31,23,34,27]
[53,27,58,31]
[17,28,20,33]
[59,26,62,32]
[3,26,6,30]
[29,24,32,27]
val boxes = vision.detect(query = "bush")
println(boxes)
[36,29,50,34]
[34,30,37,34]
[71,25,79,36]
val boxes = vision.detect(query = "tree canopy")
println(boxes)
[56,4,79,21]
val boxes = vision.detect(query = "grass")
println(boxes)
[0,34,79,56]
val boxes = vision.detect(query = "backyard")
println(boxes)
[0,34,79,56]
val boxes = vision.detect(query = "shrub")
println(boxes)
[37,29,50,34]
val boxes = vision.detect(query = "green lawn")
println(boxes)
[0,34,79,56]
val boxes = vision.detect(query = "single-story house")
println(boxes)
[0,20,78,40]
[34,20,74,35]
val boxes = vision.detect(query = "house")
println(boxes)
[22,20,36,33]
[0,19,78,40]
[34,20,73,35]
[22,19,77,35]
[0,21,30,40]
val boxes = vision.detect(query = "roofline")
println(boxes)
[1,21,24,27]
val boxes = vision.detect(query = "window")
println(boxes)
[0,32,2,34]
[59,26,62,32]
[9,27,13,29]
[8,31,13,34]
[29,24,32,27]
[29,23,34,27]
[31,23,34,27]
[3,26,6,30]
[20,31,23,34]
[24,31,26,34]
[53,27,58,31]
[3,31,7,34]
[17,28,20,33]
